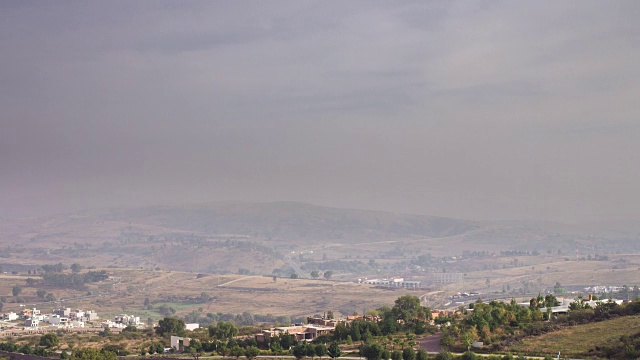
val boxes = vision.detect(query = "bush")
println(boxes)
[433,351,452,360]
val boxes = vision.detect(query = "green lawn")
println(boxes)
[512,315,640,357]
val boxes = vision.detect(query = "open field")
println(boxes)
[511,315,640,357]
[0,269,417,321]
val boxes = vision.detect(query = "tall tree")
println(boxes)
[327,342,342,360]
[156,317,186,336]
[209,321,238,340]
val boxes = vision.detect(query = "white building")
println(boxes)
[115,314,142,326]
[185,323,200,331]
[3,312,18,321]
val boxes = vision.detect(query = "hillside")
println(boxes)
[0,201,638,277]
[102,201,480,241]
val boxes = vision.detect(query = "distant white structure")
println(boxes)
[3,312,19,321]
[359,278,421,288]
[115,314,142,326]
[170,336,191,351]
[185,323,200,331]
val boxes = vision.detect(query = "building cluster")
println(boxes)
[584,285,624,293]
[357,278,421,288]
[1,307,99,329]
[101,314,143,329]
[255,314,382,344]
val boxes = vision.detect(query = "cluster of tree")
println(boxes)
[42,270,108,288]
[158,304,177,316]
[300,260,372,273]
[69,347,118,360]
[441,298,556,350]
[332,296,434,343]
[139,342,165,355]
[292,342,341,360]
[0,334,59,357]
[155,292,215,305]
[565,298,640,324]
[359,343,428,360]
[198,311,302,327]
[310,270,333,279]
[41,263,68,273]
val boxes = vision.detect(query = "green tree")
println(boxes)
[155,317,186,336]
[416,349,427,360]
[230,346,244,360]
[209,321,238,340]
[381,349,390,360]
[311,270,320,279]
[25,278,37,286]
[71,263,83,273]
[391,350,403,360]
[327,310,334,320]
[460,351,478,360]
[37,289,46,299]
[12,285,22,297]
[40,333,60,348]
[362,343,384,360]
[328,342,342,359]
[402,348,415,360]
[71,348,117,360]
[307,343,317,359]
[244,346,260,360]
[45,293,57,302]
[434,351,453,360]
[315,344,328,359]
[392,295,426,325]
[293,343,307,360]
[270,341,283,355]
[324,271,333,280]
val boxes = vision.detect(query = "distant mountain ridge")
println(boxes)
[102,201,480,242]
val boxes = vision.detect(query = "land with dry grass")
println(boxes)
[511,315,640,358]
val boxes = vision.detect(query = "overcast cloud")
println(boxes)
[1,1,639,224]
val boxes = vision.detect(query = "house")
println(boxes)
[25,318,39,328]
[101,320,127,329]
[48,315,70,326]
[255,324,334,343]
[82,310,99,321]
[54,308,71,317]
[70,320,85,328]
[170,336,191,351]
[2,312,18,321]
[115,314,142,326]
[21,308,41,319]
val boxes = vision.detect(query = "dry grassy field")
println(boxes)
[1,269,419,321]
[511,315,640,357]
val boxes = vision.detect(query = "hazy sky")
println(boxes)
[2,1,639,223]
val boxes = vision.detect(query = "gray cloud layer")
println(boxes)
[2,1,640,224]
